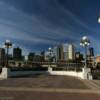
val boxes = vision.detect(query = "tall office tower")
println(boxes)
[0,48,5,66]
[28,52,35,61]
[57,44,64,61]
[88,47,94,67]
[67,44,75,60]
[63,43,68,61]
[53,46,57,62]
[13,47,22,60]
[88,47,94,56]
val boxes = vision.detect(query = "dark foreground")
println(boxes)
[0,75,88,89]
[0,90,100,100]
[0,75,100,100]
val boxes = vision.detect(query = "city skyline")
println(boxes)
[0,0,100,55]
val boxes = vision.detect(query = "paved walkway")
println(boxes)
[0,86,100,94]
[0,76,100,100]
[0,90,100,100]
[0,87,100,100]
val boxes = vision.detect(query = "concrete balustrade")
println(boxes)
[48,67,92,80]
[0,67,93,80]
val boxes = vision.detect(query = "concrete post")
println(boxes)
[82,68,93,80]
[48,67,52,72]
[1,67,10,79]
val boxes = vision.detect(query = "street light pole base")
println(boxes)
[1,67,10,79]
[82,68,92,80]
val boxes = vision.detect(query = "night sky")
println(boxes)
[0,0,100,55]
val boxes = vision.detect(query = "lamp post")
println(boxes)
[4,40,12,67]
[98,17,100,23]
[80,36,90,69]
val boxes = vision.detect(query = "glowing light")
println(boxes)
[98,17,100,23]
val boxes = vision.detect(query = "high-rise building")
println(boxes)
[88,47,94,56]
[28,52,35,61]
[13,47,22,60]
[75,52,83,62]
[63,43,68,61]
[67,44,75,60]
[57,44,64,61]
[87,47,95,67]
[0,48,5,66]
[44,49,55,62]
[53,46,57,62]
[53,45,64,62]
[53,44,75,62]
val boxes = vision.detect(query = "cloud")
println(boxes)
[0,0,99,55]
[0,2,60,43]
[0,1,79,44]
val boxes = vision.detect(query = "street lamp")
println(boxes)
[4,40,12,67]
[98,17,100,23]
[80,36,90,69]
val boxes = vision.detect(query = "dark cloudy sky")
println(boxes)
[0,0,100,55]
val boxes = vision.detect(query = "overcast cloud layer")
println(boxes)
[0,0,100,55]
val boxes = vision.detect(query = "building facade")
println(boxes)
[13,47,22,60]
[28,52,35,61]
[67,44,75,60]
[56,44,64,61]
[63,43,68,61]
[87,47,95,67]
[75,52,84,62]
[0,48,5,66]
[53,43,75,62]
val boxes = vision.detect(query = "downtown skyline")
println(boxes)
[0,0,100,55]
